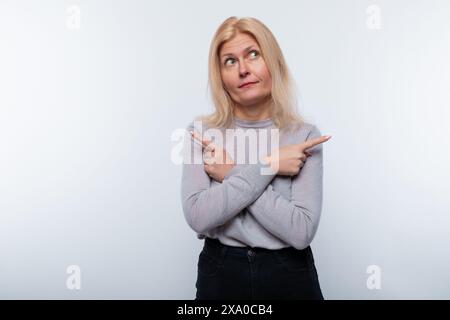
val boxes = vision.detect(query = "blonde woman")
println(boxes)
[181,16,331,300]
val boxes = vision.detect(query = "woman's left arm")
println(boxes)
[242,126,324,250]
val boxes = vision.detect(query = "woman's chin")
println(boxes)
[236,94,269,107]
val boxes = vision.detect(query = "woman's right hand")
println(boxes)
[264,135,332,176]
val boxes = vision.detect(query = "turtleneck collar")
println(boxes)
[233,116,274,128]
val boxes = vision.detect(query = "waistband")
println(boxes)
[204,237,310,256]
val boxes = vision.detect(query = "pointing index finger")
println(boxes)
[299,135,332,151]
[190,130,215,149]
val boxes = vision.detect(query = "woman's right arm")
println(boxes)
[180,122,276,234]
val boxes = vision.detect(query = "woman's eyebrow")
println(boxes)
[221,45,256,58]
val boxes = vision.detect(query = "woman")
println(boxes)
[181,16,331,300]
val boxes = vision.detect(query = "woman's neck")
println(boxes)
[233,96,273,121]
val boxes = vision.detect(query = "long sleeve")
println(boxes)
[243,125,324,250]
[180,121,277,234]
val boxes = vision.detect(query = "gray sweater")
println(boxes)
[180,117,324,250]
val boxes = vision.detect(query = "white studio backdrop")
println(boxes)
[1,0,450,299]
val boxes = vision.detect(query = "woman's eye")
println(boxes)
[223,50,259,66]
[224,58,235,66]
[249,50,259,58]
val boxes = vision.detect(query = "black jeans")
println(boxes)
[195,237,324,300]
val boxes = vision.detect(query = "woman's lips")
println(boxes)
[239,81,259,89]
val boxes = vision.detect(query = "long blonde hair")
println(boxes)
[197,16,305,135]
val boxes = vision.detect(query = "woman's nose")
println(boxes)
[239,60,249,77]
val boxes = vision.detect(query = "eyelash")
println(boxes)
[224,50,259,66]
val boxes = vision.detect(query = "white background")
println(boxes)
[1,0,450,299]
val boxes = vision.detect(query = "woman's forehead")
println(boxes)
[220,33,259,55]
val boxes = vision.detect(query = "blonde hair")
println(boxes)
[197,16,305,135]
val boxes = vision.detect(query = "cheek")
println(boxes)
[263,71,272,88]
[254,63,271,84]
[259,68,272,90]
[221,72,235,91]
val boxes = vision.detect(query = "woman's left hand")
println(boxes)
[190,130,236,183]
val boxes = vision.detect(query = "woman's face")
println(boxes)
[219,32,272,108]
